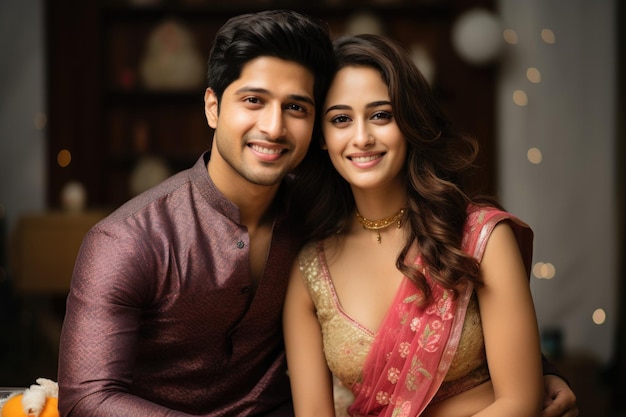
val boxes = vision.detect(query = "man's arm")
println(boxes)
[541,358,579,417]
[58,229,190,417]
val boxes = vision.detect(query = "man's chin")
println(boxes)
[246,171,289,187]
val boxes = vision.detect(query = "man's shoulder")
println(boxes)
[94,168,197,235]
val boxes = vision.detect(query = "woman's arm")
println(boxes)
[473,222,544,417]
[283,258,336,417]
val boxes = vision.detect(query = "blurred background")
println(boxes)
[0,0,622,415]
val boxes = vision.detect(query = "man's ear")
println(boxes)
[204,88,219,128]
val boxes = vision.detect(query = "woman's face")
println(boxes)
[322,65,407,192]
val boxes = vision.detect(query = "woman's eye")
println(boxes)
[372,111,393,121]
[330,115,351,124]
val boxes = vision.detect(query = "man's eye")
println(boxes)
[285,103,306,112]
[244,97,261,104]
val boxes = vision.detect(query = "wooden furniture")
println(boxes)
[45,0,496,210]
[11,211,108,294]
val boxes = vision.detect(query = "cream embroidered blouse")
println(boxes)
[298,241,490,404]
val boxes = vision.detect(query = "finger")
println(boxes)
[541,401,560,417]
[543,400,580,417]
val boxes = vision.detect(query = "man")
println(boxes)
[58,9,578,417]
[58,10,335,417]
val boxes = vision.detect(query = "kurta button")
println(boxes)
[241,286,250,294]
[237,240,245,249]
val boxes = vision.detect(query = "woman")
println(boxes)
[284,34,545,417]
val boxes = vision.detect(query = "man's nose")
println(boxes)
[258,103,286,139]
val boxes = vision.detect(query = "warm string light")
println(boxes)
[533,261,608,326]
[527,147,543,164]
[34,112,47,130]
[592,309,606,325]
[57,149,72,168]
[532,262,556,280]
[541,28,556,44]
[526,67,542,83]
[504,26,556,168]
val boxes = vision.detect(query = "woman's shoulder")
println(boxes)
[295,240,339,310]
[297,240,320,262]
[464,203,533,269]
[465,203,506,222]
[464,203,531,235]
[296,240,326,282]
[465,203,531,231]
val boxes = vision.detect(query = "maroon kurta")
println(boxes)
[58,152,299,417]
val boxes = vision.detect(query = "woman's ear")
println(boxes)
[204,88,219,128]
[321,141,328,150]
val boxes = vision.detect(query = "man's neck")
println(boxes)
[207,161,280,229]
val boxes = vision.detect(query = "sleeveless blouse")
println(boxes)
[298,241,490,405]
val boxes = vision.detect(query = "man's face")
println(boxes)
[205,56,316,189]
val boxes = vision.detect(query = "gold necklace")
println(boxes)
[355,207,406,244]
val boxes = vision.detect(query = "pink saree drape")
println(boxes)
[347,206,533,417]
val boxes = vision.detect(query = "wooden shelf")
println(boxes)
[45,0,496,210]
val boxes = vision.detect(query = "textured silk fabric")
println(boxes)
[298,246,487,389]
[58,152,298,417]
[298,206,533,416]
[299,242,374,389]
[430,293,490,403]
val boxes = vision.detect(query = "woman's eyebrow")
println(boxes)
[325,104,351,114]
[325,100,391,115]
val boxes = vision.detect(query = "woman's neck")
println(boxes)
[350,182,408,221]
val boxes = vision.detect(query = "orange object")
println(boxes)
[1,395,59,417]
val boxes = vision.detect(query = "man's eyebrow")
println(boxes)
[289,94,315,107]
[325,100,391,115]
[234,87,315,107]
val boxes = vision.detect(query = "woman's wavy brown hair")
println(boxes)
[290,34,496,300]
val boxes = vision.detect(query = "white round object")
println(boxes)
[129,156,172,196]
[140,19,205,90]
[451,8,503,65]
[61,181,87,212]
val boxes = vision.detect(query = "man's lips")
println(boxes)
[249,143,285,155]
[248,143,287,161]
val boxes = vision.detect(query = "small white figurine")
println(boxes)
[1,378,58,417]
[140,19,205,90]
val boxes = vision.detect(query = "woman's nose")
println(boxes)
[353,122,374,148]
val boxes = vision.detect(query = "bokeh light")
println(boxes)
[592,308,606,325]
[513,89,528,106]
[57,149,72,168]
[34,112,47,130]
[541,28,556,44]
[527,147,543,164]
[533,262,556,279]
[503,28,518,44]
[526,67,542,83]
